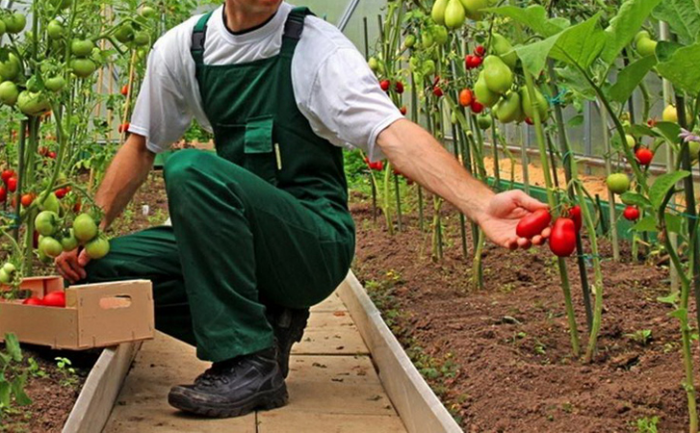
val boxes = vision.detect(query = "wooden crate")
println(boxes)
[0,276,155,350]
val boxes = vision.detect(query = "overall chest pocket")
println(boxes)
[214,116,279,186]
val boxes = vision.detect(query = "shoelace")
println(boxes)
[194,361,240,387]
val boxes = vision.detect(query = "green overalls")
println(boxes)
[86,8,356,363]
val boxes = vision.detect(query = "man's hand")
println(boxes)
[477,190,550,250]
[55,249,91,284]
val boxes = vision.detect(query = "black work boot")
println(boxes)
[266,306,310,378]
[167,347,288,418]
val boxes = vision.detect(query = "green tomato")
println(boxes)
[17,91,50,117]
[520,87,549,121]
[4,13,26,34]
[0,20,6,36]
[431,0,448,25]
[61,229,79,252]
[636,37,657,57]
[39,193,60,214]
[114,25,134,44]
[422,60,436,76]
[368,57,379,72]
[460,0,488,20]
[85,235,110,260]
[403,34,416,49]
[47,20,64,40]
[444,0,466,30]
[491,33,517,70]
[606,173,631,195]
[421,30,434,49]
[70,59,97,78]
[0,53,20,81]
[37,248,53,265]
[495,91,522,124]
[35,211,59,236]
[140,6,157,19]
[73,213,98,243]
[476,114,492,130]
[430,26,448,45]
[689,141,700,163]
[634,30,650,45]
[0,81,19,106]
[474,72,499,107]
[71,39,95,57]
[2,263,15,275]
[45,76,66,92]
[133,31,150,47]
[625,134,636,149]
[39,237,63,259]
[0,269,10,284]
[483,55,513,95]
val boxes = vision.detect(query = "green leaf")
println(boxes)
[670,307,689,322]
[5,333,21,363]
[484,5,568,37]
[549,13,607,70]
[629,124,656,137]
[657,41,700,96]
[567,114,584,127]
[11,374,31,406]
[555,66,596,99]
[656,41,684,62]
[650,171,690,209]
[620,192,650,207]
[514,34,560,76]
[652,0,700,45]
[631,215,657,232]
[608,55,658,103]
[658,291,680,305]
[0,381,10,407]
[665,213,684,234]
[600,0,664,65]
[654,121,682,143]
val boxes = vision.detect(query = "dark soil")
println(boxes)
[351,190,697,433]
[1,171,169,433]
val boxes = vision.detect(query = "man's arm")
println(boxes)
[376,119,549,249]
[96,133,156,229]
[55,133,155,282]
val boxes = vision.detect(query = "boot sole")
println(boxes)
[168,383,289,418]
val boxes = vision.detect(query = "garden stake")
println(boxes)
[411,70,424,232]
[600,108,620,261]
[362,17,378,224]
[519,125,530,194]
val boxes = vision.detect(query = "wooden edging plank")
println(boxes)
[62,342,141,433]
[337,271,462,433]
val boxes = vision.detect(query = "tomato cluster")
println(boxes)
[516,207,582,257]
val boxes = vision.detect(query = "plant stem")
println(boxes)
[524,71,580,356]
[600,107,620,261]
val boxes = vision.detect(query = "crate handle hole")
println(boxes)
[99,295,132,310]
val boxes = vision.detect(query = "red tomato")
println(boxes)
[549,218,577,257]
[121,84,129,96]
[470,100,484,114]
[73,200,81,212]
[474,45,486,57]
[23,297,44,306]
[380,80,390,92]
[569,205,582,232]
[1,169,15,185]
[48,151,57,159]
[516,208,551,239]
[7,177,17,192]
[466,55,482,69]
[623,206,640,221]
[432,86,444,97]
[0,186,6,203]
[394,81,404,94]
[20,193,34,207]
[55,188,67,198]
[635,148,653,166]
[399,106,407,115]
[118,122,130,133]
[525,117,534,125]
[43,291,66,308]
[459,88,473,107]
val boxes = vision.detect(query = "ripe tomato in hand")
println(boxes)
[23,297,43,306]
[516,208,551,239]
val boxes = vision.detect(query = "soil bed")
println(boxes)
[350,189,697,433]
[0,171,169,433]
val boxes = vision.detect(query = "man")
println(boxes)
[55,0,547,419]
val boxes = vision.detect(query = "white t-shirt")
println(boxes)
[129,2,401,162]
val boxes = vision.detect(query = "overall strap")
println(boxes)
[281,7,313,57]
[191,11,214,65]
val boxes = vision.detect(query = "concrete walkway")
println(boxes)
[103,293,407,432]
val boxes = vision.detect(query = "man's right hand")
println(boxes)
[55,249,91,284]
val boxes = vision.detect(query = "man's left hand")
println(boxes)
[477,190,551,250]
